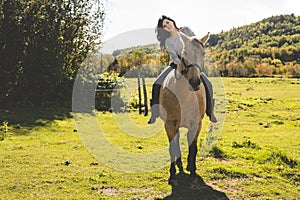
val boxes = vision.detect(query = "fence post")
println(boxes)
[137,68,142,114]
[142,77,148,116]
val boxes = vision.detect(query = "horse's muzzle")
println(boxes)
[188,78,201,91]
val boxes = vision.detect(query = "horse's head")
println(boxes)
[178,32,209,91]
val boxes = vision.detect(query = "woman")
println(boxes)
[148,15,217,124]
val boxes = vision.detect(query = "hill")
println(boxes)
[207,14,300,77]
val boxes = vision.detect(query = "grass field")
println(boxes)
[0,78,299,199]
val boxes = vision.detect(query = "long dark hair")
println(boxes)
[155,15,180,50]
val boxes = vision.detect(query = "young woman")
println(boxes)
[148,15,217,124]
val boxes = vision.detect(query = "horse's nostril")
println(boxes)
[190,78,200,85]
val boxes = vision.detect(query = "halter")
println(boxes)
[174,55,202,81]
[180,57,201,75]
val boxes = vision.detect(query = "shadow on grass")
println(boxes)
[157,172,229,200]
[0,107,73,135]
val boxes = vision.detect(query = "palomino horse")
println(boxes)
[159,32,209,185]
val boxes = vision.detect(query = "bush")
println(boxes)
[95,72,126,112]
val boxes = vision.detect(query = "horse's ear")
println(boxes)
[199,32,210,45]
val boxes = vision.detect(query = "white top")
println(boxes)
[165,26,195,64]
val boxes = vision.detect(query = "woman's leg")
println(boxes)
[201,72,217,123]
[148,66,174,124]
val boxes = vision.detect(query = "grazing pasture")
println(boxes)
[0,78,299,199]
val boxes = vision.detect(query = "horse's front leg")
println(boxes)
[165,120,180,185]
[175,129,184,173]
[186,121,202,177]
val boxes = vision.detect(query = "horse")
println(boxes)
[159,32,210,185]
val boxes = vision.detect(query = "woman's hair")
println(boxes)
[155,15,180,50]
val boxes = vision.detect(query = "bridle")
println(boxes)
[180,57,201,75]
[174,55,202,81]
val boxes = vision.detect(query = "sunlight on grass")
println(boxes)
[0,78,299,199]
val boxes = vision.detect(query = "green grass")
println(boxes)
[0,78,300,199]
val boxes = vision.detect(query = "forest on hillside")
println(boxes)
[207,14,300,77]
[106,14,300,78]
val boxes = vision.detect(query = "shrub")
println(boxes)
[95,72,126,112]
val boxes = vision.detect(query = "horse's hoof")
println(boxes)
[186,165,195,173]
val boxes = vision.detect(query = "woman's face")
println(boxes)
[162,19,176,32]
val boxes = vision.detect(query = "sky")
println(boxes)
[100,0,300,53]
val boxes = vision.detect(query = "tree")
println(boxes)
[0,0,105,107]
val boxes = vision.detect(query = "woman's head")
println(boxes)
[155,15,179,49]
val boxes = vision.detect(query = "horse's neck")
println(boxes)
[164,70,192,96]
